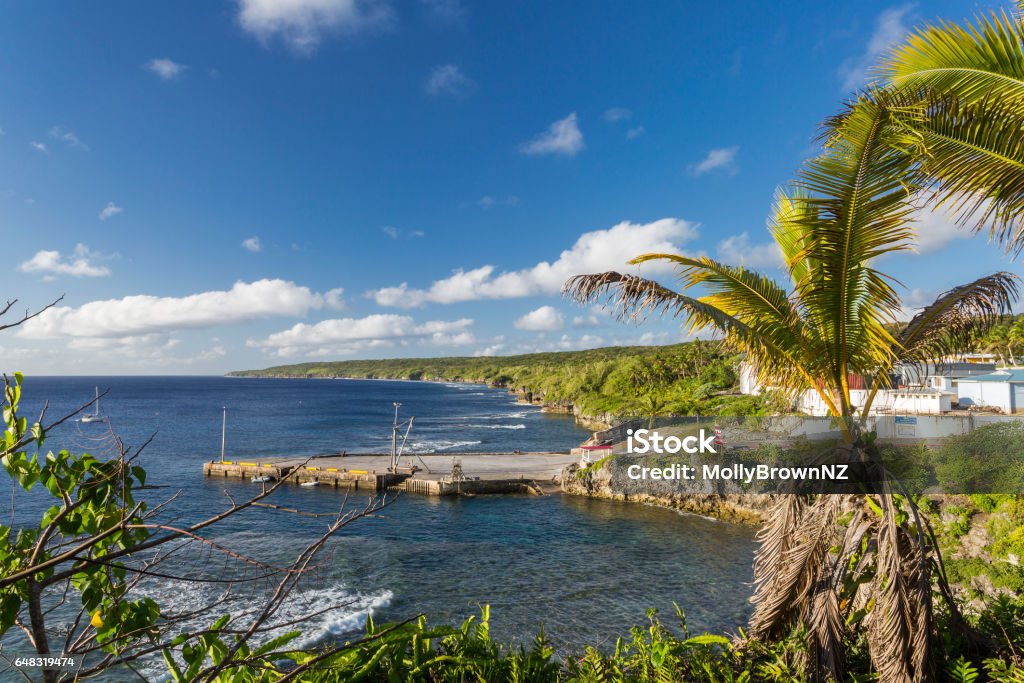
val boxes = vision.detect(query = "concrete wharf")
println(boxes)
[202,451,578,496]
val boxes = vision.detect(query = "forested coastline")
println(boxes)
[228,341,783,427]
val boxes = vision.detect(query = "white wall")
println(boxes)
[798,389,948,416]
[958,380,1014,411]
[739,363,760,395]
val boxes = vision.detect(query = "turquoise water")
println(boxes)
[6,376,757,677]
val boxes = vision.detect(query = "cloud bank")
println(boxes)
[369,218,698,307]
[21,279,344,338]
[248,314,475,356]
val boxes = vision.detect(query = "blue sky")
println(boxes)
[1,0,1019,374]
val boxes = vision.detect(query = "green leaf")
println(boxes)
[680,634,731,648]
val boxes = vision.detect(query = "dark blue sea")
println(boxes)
[6,376,756,679]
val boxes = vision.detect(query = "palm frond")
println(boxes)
[798,93,920,399]
[750,496,840,640]
[882,10,1024,109]
[628,253,800,328]
[903,94,1024,250]
[867,491,931,683]
[895,271,1020,371]
[562,270,838,413]
[768,188,815,287]
[748,494,806,636]
[807,585,846,682]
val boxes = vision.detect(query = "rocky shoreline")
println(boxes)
[558,460,774,526]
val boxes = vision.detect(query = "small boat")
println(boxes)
[300,480,320,488]
[251,475,274,483]
[81,387,105,423]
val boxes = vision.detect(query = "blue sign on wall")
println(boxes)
[894,416,918,425]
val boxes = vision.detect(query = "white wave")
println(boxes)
[408,439,483,453]
[467,424,526,430]
[292,585,393,647]
[135,577,391,679]
[425,411,531,422]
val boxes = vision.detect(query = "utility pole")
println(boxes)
[220,406,227,463]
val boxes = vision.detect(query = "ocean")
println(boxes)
[7,376,756,677]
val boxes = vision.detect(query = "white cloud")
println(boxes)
[418,0,465,26]
[690,146,739,176]
[369,217,698,307]
[602,108,632,123]
[474,343,505,357]
[911,202,975,254]
[147,58,187,80]
[48,126,88,151]
[626,126,645,140]
[716,232,785,269]
[20,279,345,339]
[236,0,393,53]
[838,5,913,91]
[18,244,111,278]
[899,287,940,321]
[572,306,607,328]
[502,333,609,355]
[424,64,475,96]
[475,195,520,209]
[248,314,474,356]
[514,306,564,332]
[519,113,584,156]
[572,315,599,328]
[381,225,423,239]
[29,141,48,154]
[242,236,263,252]
[48,126,89,151]
[98,201,123,221]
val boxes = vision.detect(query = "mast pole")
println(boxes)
[220,406,227,463]
[391,402,401,472]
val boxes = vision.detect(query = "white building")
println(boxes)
[797,388,952,417]
[739,361,960,416]
[956,370,1024,413]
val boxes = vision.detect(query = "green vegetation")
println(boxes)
[161,599,1024,682]
[945,559,1024,597]
[230,341,780,423]
[973,314,1024,366]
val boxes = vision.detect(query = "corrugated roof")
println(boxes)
[958,369,1024,383]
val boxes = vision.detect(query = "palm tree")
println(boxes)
[1009,317,1024,366]
[564,93,1018,681]
[981,323,1011,366]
